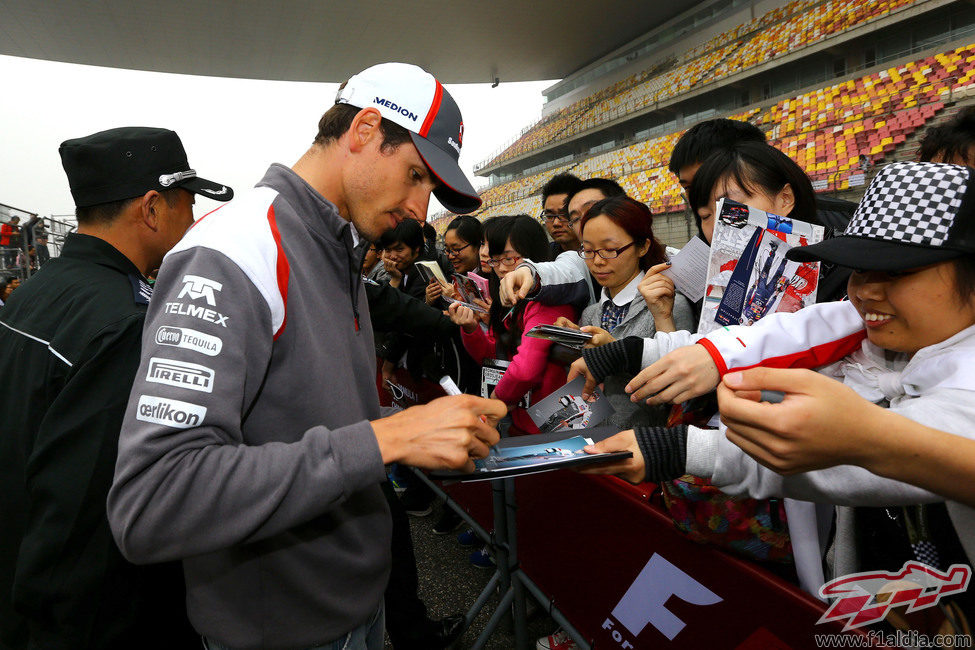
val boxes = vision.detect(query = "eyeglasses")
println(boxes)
[567,200,599,229]
[578,241,636,259]
[487,254,523,267]
[541,210,570,224]
[445,242,473,257]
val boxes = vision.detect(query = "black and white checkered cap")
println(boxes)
[789,161,975,270]
[848,162,965,244]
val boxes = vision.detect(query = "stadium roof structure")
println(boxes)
[0,0,705,84]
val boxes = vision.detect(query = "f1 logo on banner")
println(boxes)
[603,553,722,646]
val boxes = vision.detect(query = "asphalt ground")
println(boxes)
[387,498,558,650]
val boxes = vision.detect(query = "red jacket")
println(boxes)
[0,223,16,247]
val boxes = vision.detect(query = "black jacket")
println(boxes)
[0,233,194,649]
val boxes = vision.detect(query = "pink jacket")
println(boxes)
[461,301,575,433]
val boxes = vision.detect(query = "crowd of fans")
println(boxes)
[0,215,52,305]
[3,58,975,650]
[365,112,975,648]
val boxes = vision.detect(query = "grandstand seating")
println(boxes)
[475,0,922,170]
[432,42,975,232]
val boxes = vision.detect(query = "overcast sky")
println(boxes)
[0,55,553,220]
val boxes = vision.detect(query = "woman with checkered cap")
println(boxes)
[574,162,975,624]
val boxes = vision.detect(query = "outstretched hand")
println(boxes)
[580,325,614,348]
[638,262,676,330]
[625,344,719,405]
[718,367,878,474]
[576,430,646,484]
[567,356,604,400]
[447,302,478,333]
[499,266,535,306]
[425,278,443,305]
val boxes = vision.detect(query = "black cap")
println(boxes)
[59,127,233,207]
[788,161,975,271]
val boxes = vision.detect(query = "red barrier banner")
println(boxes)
[514,471,862,649]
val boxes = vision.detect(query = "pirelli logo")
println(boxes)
[136,396,206,429]
[146,357,215,393]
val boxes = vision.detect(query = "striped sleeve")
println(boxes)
[697,301,866,375]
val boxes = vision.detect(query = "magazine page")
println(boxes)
[523,324,593,349]
[428,428,632,482]
[444,296,488,314]
[526,375,614,433]
[698,199,824,336]
[660,236,709,304]
[415,260,450,287]
[466,272,490,299]
[452,273,486,304]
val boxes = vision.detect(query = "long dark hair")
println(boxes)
[445,214,484,247]
[688,141,817,232]
[486,215,551,357]
[580,196,667,271]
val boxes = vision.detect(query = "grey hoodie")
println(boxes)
[108,165,391,649]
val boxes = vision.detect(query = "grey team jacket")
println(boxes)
[108,164,391,649]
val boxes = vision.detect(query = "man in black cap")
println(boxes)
[33,233,49,268]
[108,63,504,650]
[0,126,233,649]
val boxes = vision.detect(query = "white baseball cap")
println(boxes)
[336,62,481,214]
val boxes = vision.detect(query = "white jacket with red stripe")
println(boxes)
[686,301,975,593]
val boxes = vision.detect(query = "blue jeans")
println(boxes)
[203,603,384,650]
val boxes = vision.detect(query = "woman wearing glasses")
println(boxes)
[448,215,575,434]
[443,215,483,275]
[575,196,694,427]
[426,215,487,306]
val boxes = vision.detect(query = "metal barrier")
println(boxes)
[0,208,76,281]
[382,368,863,649]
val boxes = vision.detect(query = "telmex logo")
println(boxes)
[155,326,222,356]
[177,274,222,306]
[602,553,722,645]
[164,302,229,327]
[374,97,418,121]
[136,395,206,429]
[146,357,215,393]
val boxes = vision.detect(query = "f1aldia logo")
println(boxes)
[818,561,971,631]
[177,274,222,306]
